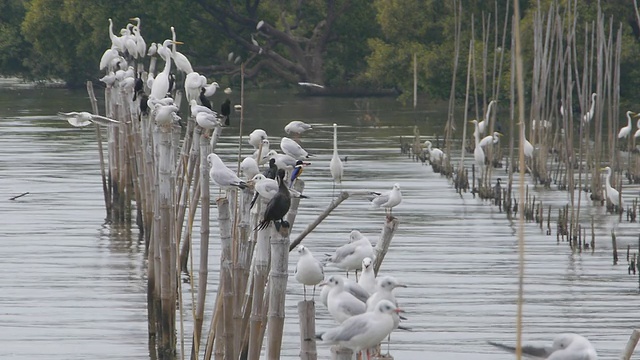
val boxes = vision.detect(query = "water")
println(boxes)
[0,80,638,359]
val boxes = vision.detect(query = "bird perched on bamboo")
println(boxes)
[255,169,291,231]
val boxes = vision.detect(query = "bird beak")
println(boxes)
[395,284,408,288]
[173,40,184,45]
[497,133,504,137]
[394,308,405,313]
[129,17,136,21]
[635,113,640,118]
[599,167,607,171]
[468,121,475,124]
[318,281,327,287]
[302,162,311,166]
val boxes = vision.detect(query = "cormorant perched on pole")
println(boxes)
[199,87,212,110]
[262,158,277,179]
[221,98,231,126]
[255,169,291,231]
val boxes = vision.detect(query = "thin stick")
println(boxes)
[621,329,640,360]
[513,0,528,358]
[86,81,110,218]
[289,191,350,251]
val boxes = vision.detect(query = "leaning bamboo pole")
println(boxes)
[191,135,211,359]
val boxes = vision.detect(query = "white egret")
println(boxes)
[284,120,312,135]
[618,111,637,139]
[294,245,324,300]
[170,26,193,74]
[57,112,120,127]
[107,19,124,51]
[280,137,311,159]
[601,166,623,209]
[478,132,502,148]
[522,122,534,159]
[423,140,445,163]
[99,48,119,71]
[184,72,206,102]
[634,117,640,139]
[132,25,146,59]
[477,99,497,135]
[150,39,177,100]
[369,184,402,215]
[470,120,486,174]
[330,123,344,196]
[582,92,597,123]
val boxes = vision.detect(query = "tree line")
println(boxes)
[1,0,639,102]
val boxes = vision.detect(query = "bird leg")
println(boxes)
[303,285,307,301]
[312,285,316,298]
[386,333,391,355]
[355,269,359,282]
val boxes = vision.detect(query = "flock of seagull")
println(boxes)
[54,16,610,359]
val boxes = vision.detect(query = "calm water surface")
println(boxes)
[0,80,638,359]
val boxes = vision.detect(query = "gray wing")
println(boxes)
[325,316,370,342]
[370,192,390,207]
[340,297,366,316]
[330,243,357,263]
[488,341,553,359]
[346,282,370,303]
[90,114,121,126]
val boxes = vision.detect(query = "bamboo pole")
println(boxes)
[86,81,111,219]
[372,217,400,275]
[157,120,177,358]
[621,329,640,360]
[265,223,290,359]
[219,196,236,360]
[191,135,211,360]
[298,301,318,360]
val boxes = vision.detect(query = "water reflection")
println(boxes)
[0,83,638,359]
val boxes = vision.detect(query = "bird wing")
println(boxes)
[57,112,91,127]
[370,192,390,207]
[330,243,358,263]
[90,114,121,126]
[328,315,370,342]
[346,282,370,303]
[487,341,553,359]
[339,296,366,317]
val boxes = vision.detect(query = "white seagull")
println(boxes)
[357,257,376,295]
[369,183,402,215]
[319,299,402,359]
[280,137,311,159]
[57,112,120,127]
[284,120,312,135]
[325,230,375,275]
[240,156,260,180]
[294,245,324,300]
[267,150,300,171]
[207,153,247,191]
[323,275,367,324]
[248,129,268,149]
[488,333,597,360]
